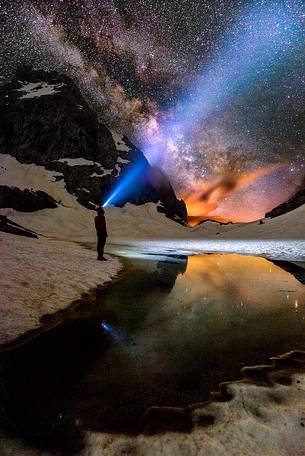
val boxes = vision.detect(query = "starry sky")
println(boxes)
[0,0,304,222]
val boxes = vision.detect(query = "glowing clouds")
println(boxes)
[185,165,284,225]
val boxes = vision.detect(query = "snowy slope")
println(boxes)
[0,154,188,242]
[0,155,122,345]
[0,233,120,345]
[1,154,305,245]
[217,204,305,240]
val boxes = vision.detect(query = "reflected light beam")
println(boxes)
[100,322,129,347]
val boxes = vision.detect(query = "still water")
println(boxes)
[1,253,305,453]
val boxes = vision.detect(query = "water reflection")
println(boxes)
[0,254,305,453]
[134,255,305,379]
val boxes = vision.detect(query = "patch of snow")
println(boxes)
[0,155,96,241]
[0,232,121,345]
[117,157,130,164]
[17,81,65,99]
[123,239,305,262]
[78,187,90,193]
[90,167,113,178]
[115,163,121,176]
[110,130,131,152]
[3,372,305,455]
[81,373,305,456]
[57,157,100,167]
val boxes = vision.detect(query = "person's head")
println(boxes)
[97,207,105,215]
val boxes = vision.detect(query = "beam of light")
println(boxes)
[102,158,147,207]
[103,0,304,211]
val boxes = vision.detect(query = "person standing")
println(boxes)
[95,207,108,261]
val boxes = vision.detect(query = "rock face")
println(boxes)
[0,67,187,224]
[265,188,305,218]
[0,215,38,238]
[0,186,57,211]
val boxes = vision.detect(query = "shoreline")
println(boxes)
[0,232,122,346]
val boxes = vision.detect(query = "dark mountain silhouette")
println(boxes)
[0,66,187,224]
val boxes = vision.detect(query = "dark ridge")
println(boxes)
[265,188,305,218]
[0,186,57,212]
[0,215,38,238]
[0,66,187,224]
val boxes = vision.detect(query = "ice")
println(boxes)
[125,239,305,262]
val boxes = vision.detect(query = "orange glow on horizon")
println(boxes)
[184,165,283,226]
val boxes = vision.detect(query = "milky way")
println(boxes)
[0,0,304,221]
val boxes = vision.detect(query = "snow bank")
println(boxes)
[0,155,188,242]
[82,373,305,456]
[1,372,305,455]
[0,155,96,241]
[0,232,121,345]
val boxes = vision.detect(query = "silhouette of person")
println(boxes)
[95,207,108,261]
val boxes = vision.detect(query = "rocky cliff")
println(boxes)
[0,67,187,224]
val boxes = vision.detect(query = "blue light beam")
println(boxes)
[102,159,147,207]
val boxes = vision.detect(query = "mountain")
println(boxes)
[0,66,187,225]
[265,187,305,218]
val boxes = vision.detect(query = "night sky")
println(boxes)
[0,0,304,222]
